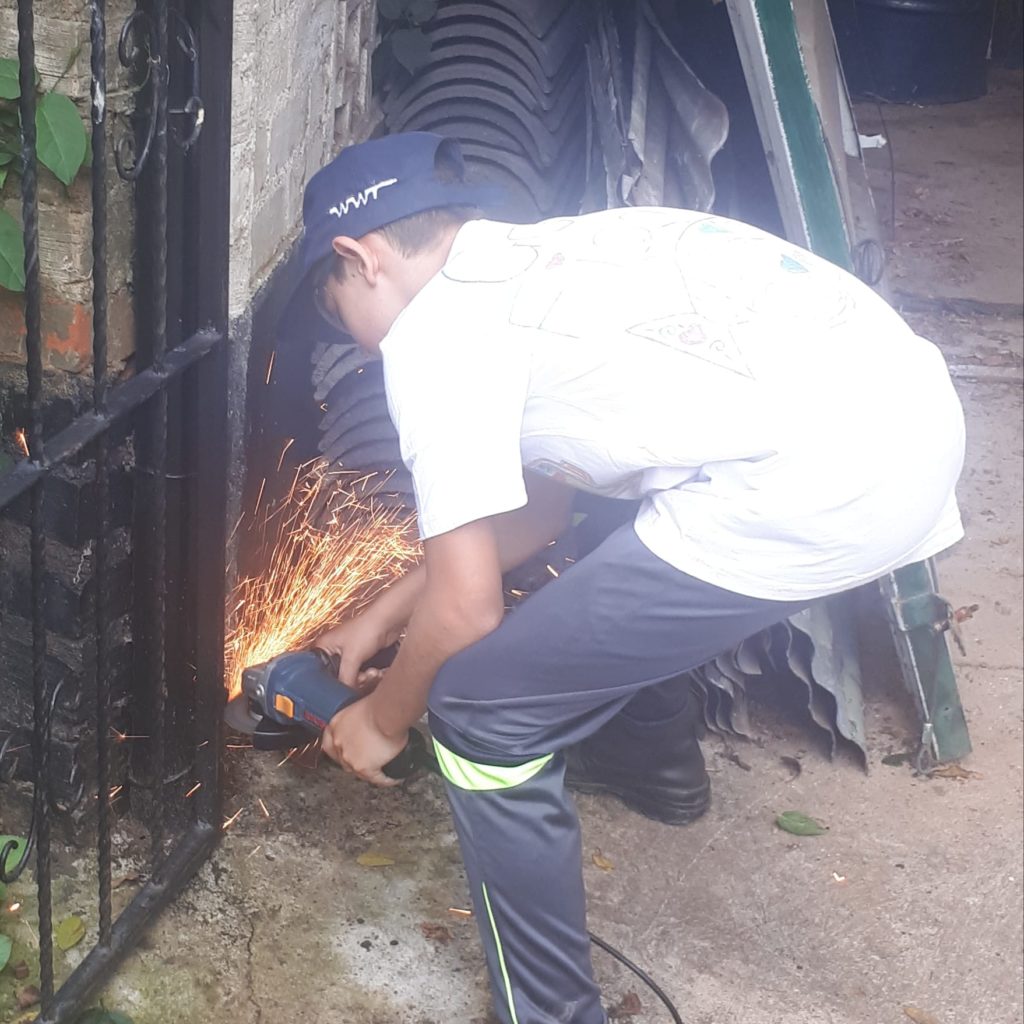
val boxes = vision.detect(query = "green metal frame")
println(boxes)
[725,0,971,764]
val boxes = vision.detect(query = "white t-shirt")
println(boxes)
[379,209,965,601]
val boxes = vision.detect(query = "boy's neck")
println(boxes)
[395,222,466,306]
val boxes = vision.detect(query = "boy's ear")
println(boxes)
[331,235,378,282]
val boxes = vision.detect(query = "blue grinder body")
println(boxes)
[233,648,425,779]
[243,649,359,734]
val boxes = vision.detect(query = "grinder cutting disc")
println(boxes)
[224,691,262,735]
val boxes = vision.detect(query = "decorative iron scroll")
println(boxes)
[115,7,204,180]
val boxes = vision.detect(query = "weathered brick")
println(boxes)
[269,89,310,181]
[0,462,133,549]
[250,184,288,276]
[0,10,89,99]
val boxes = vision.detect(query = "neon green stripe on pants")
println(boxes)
[482,882,520,1024]
[432,738,552,791]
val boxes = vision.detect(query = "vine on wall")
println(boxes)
[0,56,89,293]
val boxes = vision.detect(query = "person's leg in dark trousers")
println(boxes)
[427,524,804,1024]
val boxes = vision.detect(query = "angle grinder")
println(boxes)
[224,647,429,780]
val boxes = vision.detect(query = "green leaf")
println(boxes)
[0,165,8,190]
[407,0,437,24]
[390,28,432,74]
[0,933,12,971]
[35,91,87,186]
[0,835,28,863]
[775,810,828,837]
[77,1009,136,1024]
[0,58,20,100]
[378,0,405,19]
[55,915,86,951]
[0,210,26,291]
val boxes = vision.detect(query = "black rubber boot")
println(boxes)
[565,681,711,826]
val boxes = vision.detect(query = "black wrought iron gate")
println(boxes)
[0,1,232,1020]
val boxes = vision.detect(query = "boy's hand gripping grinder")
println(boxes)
[223,648,427,780]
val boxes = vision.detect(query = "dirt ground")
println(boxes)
[3,72,1021,1024]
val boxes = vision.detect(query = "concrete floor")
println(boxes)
[7,72,1020,1024]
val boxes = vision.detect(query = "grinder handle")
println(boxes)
[313,650,421,780]
[268,649,421,780]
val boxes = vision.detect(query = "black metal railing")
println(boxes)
[0,1,232,1020]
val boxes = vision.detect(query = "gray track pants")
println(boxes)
[427,524,802,1024]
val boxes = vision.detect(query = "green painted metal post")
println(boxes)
[726,0,971,764]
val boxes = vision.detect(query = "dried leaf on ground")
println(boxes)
[356,852,395,868]
[780,755,803,777]
[591,851,614,871]
[929,764,982,781]
[17,984,40,1009]
[0,933,11,971]
[609,991,643,1018]
[775,811,828,837]
[55,915,86,951]
[419,922,453,945]
[112,872,142,890]
[13,959,29,979]
[903,1006,942,1024]
[882,751,914,767]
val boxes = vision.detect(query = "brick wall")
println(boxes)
[0,0,378,368]
[0,0,135,374]
[229,0,379,318]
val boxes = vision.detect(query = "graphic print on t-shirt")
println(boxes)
[380,208,965,600]
[626,313,754,379]
[446,214,766,380]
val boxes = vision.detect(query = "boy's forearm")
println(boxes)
[367,477,570,634]
[367,590,502,737]
[492,474,574,570]
[364,563,426,637]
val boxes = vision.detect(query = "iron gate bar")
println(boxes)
[142,0,172,870]
[89,0,114,948]
[0,0,232,1018]
[14,0,57,1006]
[35,823,220,1024]
[0,330,224,510]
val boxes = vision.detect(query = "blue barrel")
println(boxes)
[830,0,997,103]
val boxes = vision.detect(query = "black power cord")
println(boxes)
[589,930,684,1023]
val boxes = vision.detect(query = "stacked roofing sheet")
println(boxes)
[380,0,594,221]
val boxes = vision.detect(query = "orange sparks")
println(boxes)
[276,437,295,473]
[13,428,29,458]
[109,785,124,801]
[265,350,277,385]
[224,460,420,700]
[545,564,560,579]
[222,808,244,831]
[8,902,22,913]
[257,798,271,819]
[253,476,267,517]
[185,782,202,799]
[111,728,148,741]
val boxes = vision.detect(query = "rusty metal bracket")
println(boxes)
[881,561,972,767]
